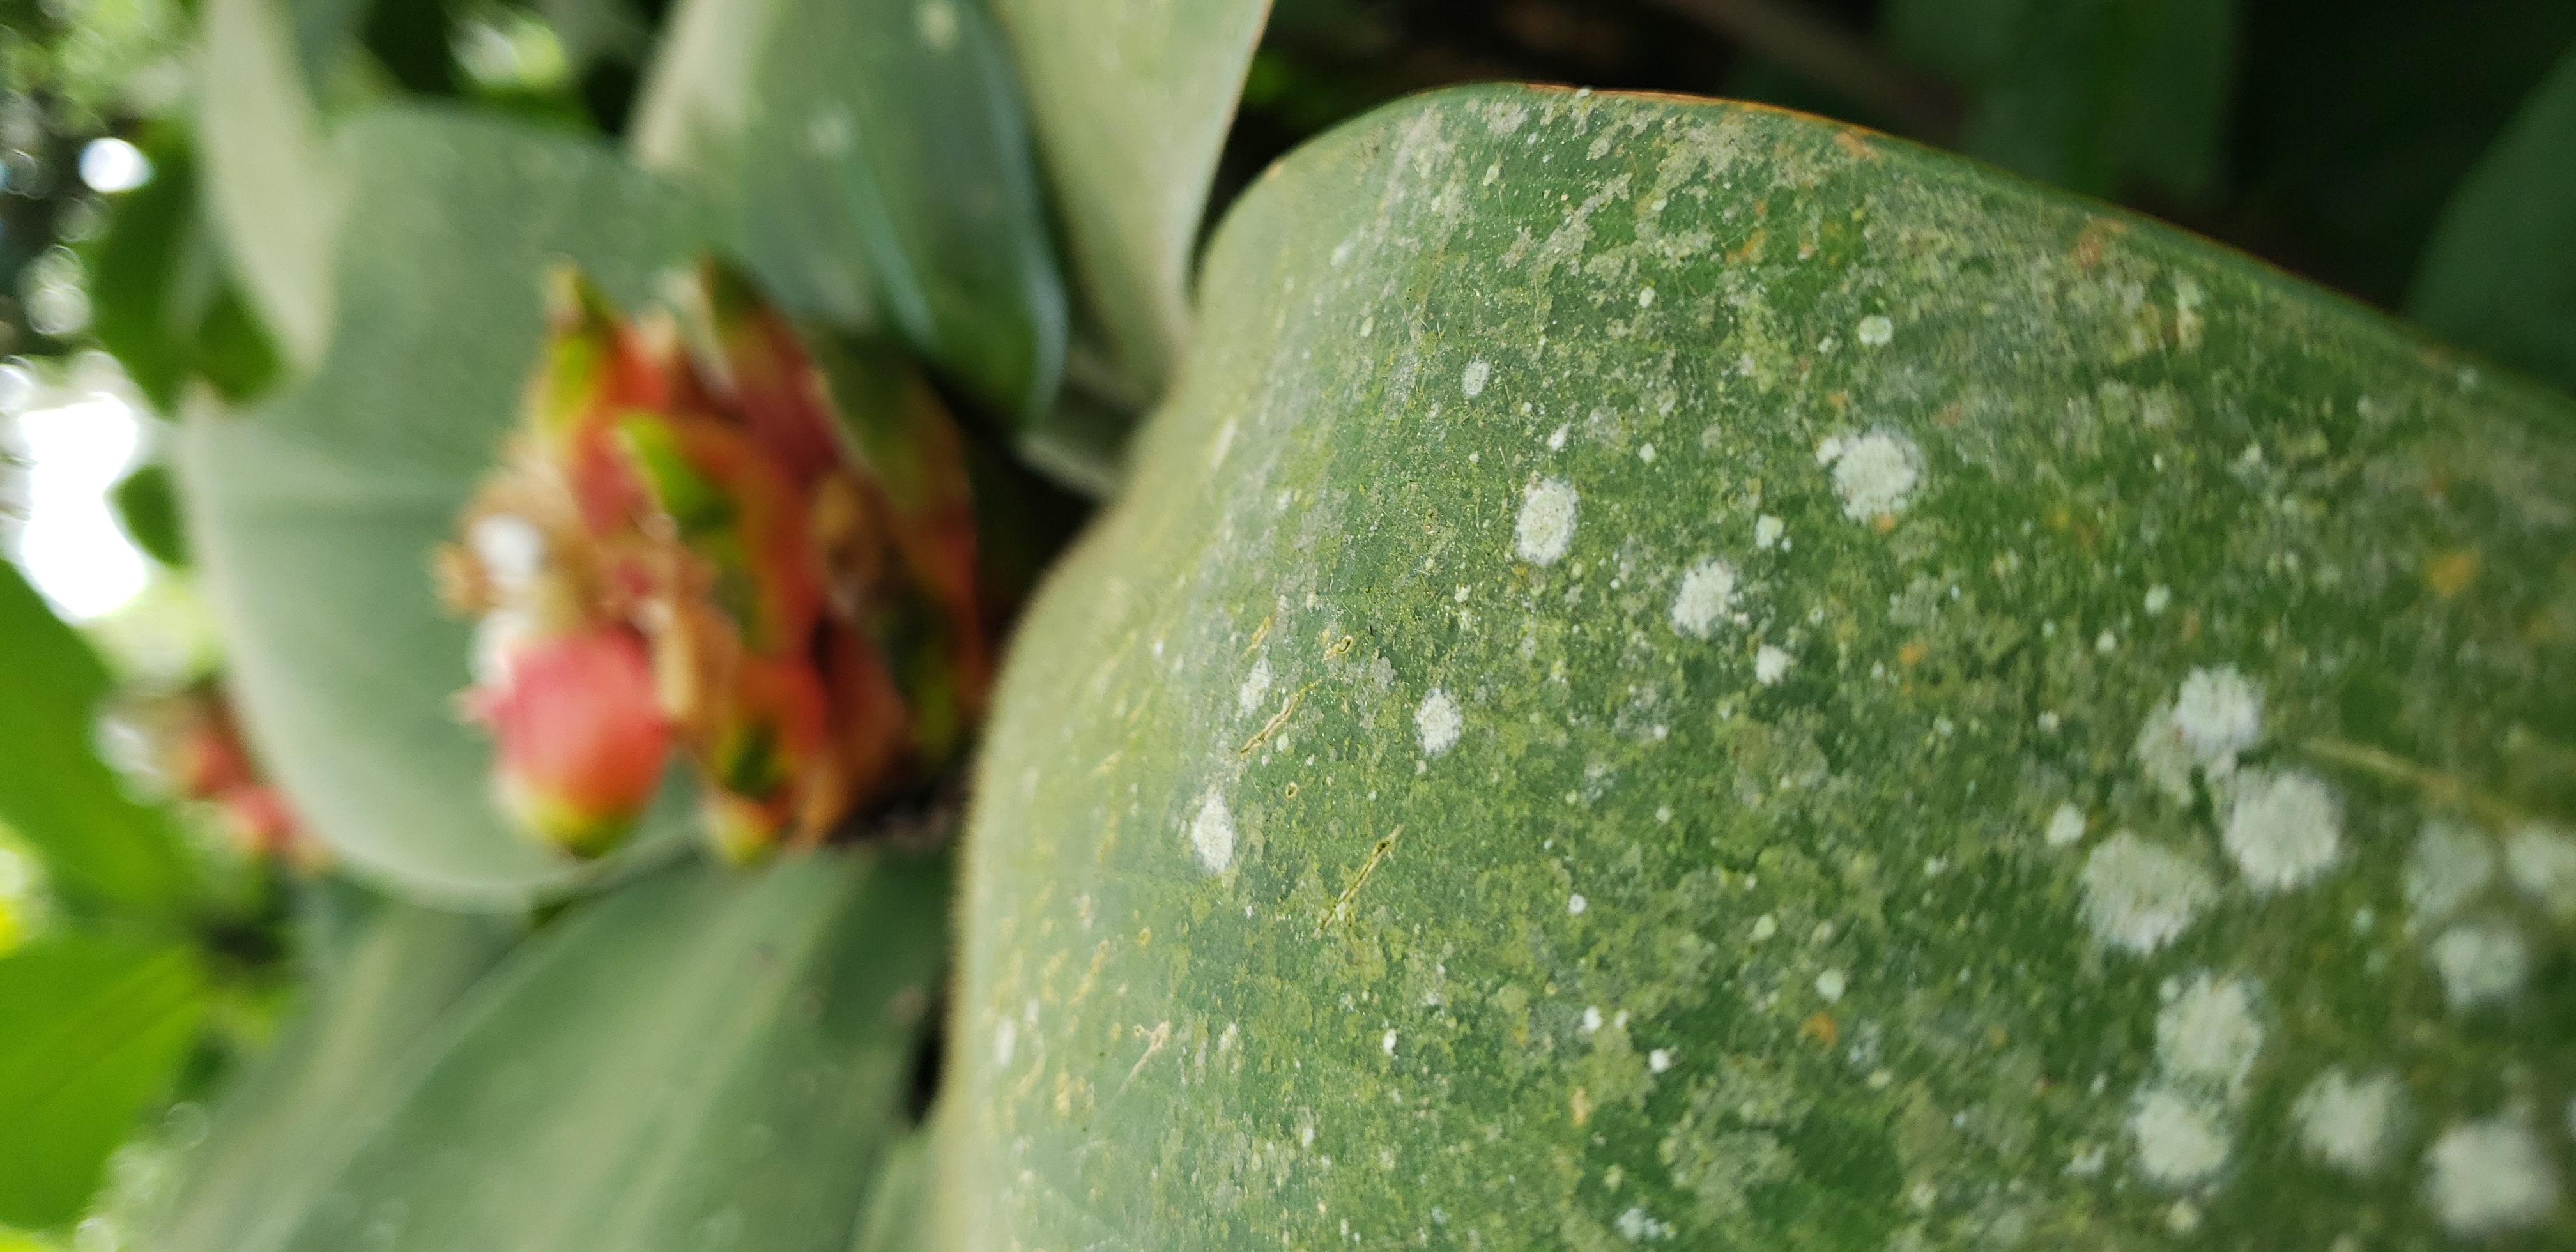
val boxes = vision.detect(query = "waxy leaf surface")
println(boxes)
[952,87,2576,1249]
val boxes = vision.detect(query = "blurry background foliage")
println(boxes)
[0,0,2567,402]
[0,0,2566,1248]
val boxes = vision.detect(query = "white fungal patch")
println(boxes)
[1753,514,1784,549]
[1614,1205,1674,1241]
[2221,770,2343,892]
[1816,430,1922,521]
[1815,969,1847,1003]
[1754,645,1794,686]
[2428,920,2529,1009]
[1856,314,1893,347]
[2291,1067,2404,1175]
[1514,477,1579,565]
[2405,819,2497,926]
[2424,1117,2559,1237]
[1237,657,1273,717]
[1649,1048,1674,1074]
[1414,688,1462,758]
[2044,802,2087,848]
[1568,892,1588,915]
[1582,1005,1604,1034]
[2080,833,2220,954]
[1669,559,1738,639]
[1461,359,1491,398]
[1188,789,1236,875]
[2171,666,2263,763]
[2155,973,2265,1098]
[2128,1088,2231,1186]
[2144,584,2172,615]
[2503,821,2576,920]
[1383,1029,1399,1058]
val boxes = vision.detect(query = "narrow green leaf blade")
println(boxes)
[0,936,204,1229]
[632,0,1067,423]
[139,901,515,1252]
[952,87,2576,1248]
[270,849,946,1252]
[988,0,1271,401]
[197,0,344,374]
[2409,45,2576,395]
[0,562,192,911]
[179,107,707,909]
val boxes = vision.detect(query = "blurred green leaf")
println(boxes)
[2234,0,2576,304]
[988,0,1270,403]
[111,462,187,569]
[631,0,1066,424]
[141,901,514,1252]
[84,134,282,415]
[179,106,706,910]
[238,849,944,1252]
[2409,46,2576,394]
[199,0,346,374]
[847,1124,934,1252]
[0,935,204,1230]
[0,562,193,912]
[1883,0,2235,201]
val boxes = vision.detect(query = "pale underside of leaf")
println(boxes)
[198,0,344,374]
[181,107,707,909]
[988,0,1272,403]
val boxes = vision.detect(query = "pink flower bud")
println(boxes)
[472,628,671,858]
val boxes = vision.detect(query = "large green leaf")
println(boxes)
[256,849,945,1252]
[0,562,192,912]
[988,0,1271,402]
[179,106,707,910]
[631,0,1066,423]
[949,86,2576,1248]
[2409,46,2576,397]
[197,0,344,374]
[139,901,514,1252]
[0,935,204,1230]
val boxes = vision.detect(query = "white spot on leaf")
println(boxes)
[2154,974,2264,1098]
[1568,892,1588,915]
[1669,560,1738,639]
[2173,666,2262,760]
[2292,1067,2404,1175]
[2221,770,2342,892]
[2128,1088,2230,1186]
[1856,314,1892,347]
[2428,920,2528,1009]
[2425,1117,2559,1236]
[1237,657,1273,717]
[2080,833,2218,954]
[1816,430,1921,521]
[1754,645,1793,686]
[2503,821,2576,921]
[1515,477,1579,565]
[2044,802,2087,848]
[1415,688,1462,758]
[1189,789,1235,875]
[2405,819,2497,927]
[1462,359,1491,398]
